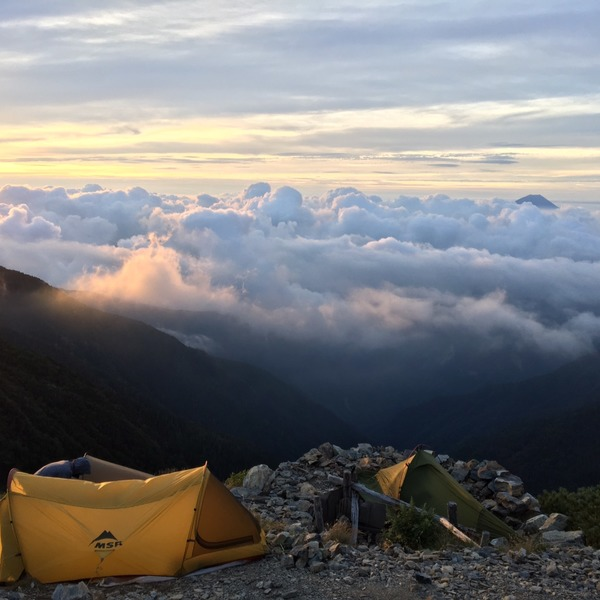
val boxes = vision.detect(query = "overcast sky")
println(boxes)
[1,1,599,201]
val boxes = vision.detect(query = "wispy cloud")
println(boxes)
[1,2,599,198]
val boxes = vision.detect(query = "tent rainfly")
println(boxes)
[376,450,515,540]
[0,455,266,584]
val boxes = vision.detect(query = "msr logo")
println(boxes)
[90,530,123,560]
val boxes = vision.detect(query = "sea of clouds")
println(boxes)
[2,182,600,414]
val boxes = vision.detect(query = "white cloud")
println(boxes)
[1,182,599,363]
[0,203,61,241]
[3,181,600,409]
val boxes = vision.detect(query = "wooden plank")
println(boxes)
[350,492,359,546]
[313,496,324,533]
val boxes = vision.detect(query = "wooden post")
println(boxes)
[350,491,359,546]
[480,531,490,547]
[313,496,324,533]
[447,501,458,527]
[343,470,352,500]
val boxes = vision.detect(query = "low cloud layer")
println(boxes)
[1,183,599,367]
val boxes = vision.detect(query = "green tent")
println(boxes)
[376,451,515,540]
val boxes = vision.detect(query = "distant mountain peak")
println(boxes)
[515,194,559,209]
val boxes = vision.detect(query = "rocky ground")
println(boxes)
[2,443,599,600]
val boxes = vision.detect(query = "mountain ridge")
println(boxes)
[379,352,600,491]
[0,266,359,476]
[0,334,268,483]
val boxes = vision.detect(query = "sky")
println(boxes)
[1,0,600,201]
[2,2,600,410]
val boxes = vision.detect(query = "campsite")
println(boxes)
[2,1,600,597]
[0,268,599,598]
[1,444,598,599]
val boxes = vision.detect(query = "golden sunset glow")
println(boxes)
[0,2,598,201]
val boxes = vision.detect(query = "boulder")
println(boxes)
[477,460,508,480]
[318,442,337,459]
[492,475,524,498]
[354,443,374,456]
[519,492,541,514]
[541,530,585,546]
[301,449,322,465]
[495,491,528,514]
[450,466,469,483]
[51,583,91,600]
[243,464,274,494]
[298,482,317,497]
[539,513,569,533]
[523,514,548,534]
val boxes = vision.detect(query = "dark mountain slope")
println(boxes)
[380,351,600,450]
[71,290,577,434]
[452,401,600,493]
[379,352,600,491]
[0,266,358,463]
[0,336,268,485]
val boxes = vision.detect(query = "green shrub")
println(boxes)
[538,484,600,548]
[383,502,445,550]
[224,469,247,489]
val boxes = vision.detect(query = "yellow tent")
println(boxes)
[0,456,266,584]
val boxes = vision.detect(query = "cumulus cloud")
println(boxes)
[74,242,238,311]
[1,182,600,406]
[0,203,61,241]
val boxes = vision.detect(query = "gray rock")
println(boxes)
[450,466,469,482]
[309,561,327,573]
[481,498,498,511]
[51,582,91,600]
[229,486,253,498]
[546,560,559,577]
[436,454,451,465]
[520,492,541,513]
[539,512,569,532]
[298,483,317,497]
[354,443,374,456]
[318,442,336,459]
[280,554,295,569]
[492,475,524,498]
[477,460,507,480]
[272,531,294,550]
[414,572,432,584]
[523,514,548,534]
[541,530,585,546]
[301,449,322,465]
[243,464,274,494]
[496,491,527,513]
